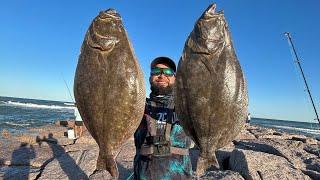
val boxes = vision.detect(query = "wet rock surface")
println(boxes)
[0,122,319,179]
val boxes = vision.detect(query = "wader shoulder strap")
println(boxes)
[149,101,157,116]
[145,114,156,136]
[168,98,175,109]
[165,123,171,141]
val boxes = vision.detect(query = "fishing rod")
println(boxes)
[284,32,320,124]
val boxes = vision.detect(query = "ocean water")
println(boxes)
[0,96,75,133]
[0,96,320,139]
[250,118,320,139]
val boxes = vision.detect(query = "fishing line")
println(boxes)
[60,72,75,103]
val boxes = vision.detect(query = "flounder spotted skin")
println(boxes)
[74,9,146,178]
[175,4,248,175]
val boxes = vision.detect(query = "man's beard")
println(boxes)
[150,83,174,95]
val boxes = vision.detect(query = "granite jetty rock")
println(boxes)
[0,121,319,180]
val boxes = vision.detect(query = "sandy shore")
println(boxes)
[0,121,319,179]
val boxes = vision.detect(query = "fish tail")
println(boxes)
[97,154,119,179]
[195,155,219,177]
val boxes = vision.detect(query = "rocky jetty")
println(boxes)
[0,122,319,179]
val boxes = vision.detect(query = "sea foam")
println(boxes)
[4,101,75,110]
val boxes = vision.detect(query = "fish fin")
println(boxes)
[195,155,219,177]
[97,154,119,179]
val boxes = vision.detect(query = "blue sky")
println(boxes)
[1,0,319,122]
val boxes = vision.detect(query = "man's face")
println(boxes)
[149,63,176,94]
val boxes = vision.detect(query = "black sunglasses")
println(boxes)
[151,67,175,76]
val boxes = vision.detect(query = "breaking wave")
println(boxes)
[3,101,75,110]
[2,121,31,127]
[64,102,75,106]
[272,125,320,135]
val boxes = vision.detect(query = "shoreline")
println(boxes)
[0,121,319,179]
[2,117,319,143]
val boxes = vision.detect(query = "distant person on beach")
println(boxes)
[133,57,192,179]
[74,104,84,138]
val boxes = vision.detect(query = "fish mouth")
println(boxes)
[87,33,119,52]
[86,9,121,52]
[87,22,120,52]
[203,4,224,19]
[206,4,217,16]
[86,24,120,52]
[195,4,228,49]
[99,9,121,20]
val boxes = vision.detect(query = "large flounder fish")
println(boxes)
[74,9,146,178]
[175,4,248,176]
